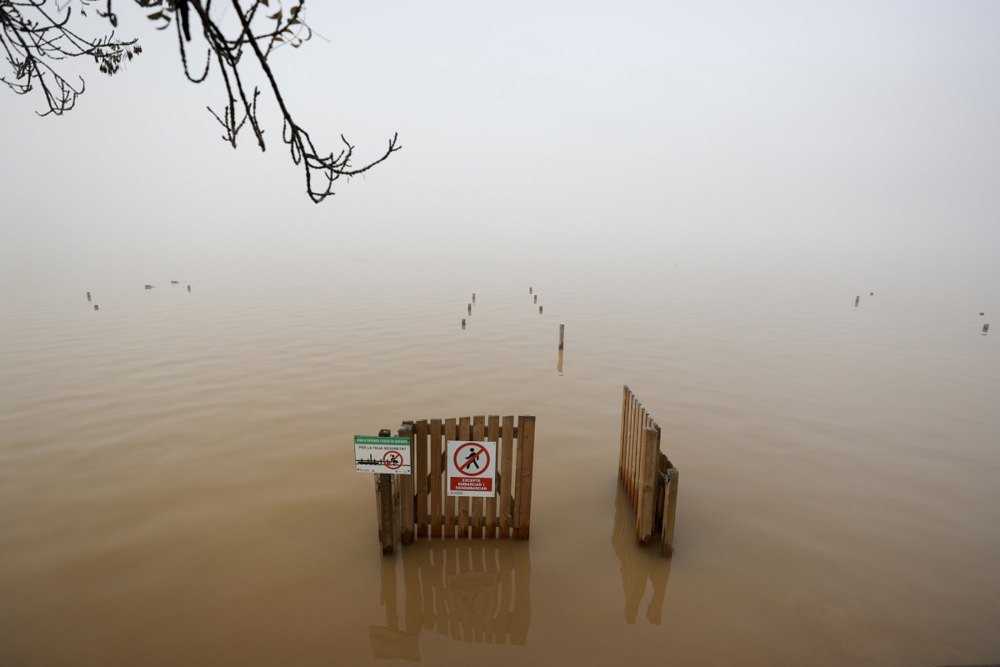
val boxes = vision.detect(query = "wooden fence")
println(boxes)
[375,415,536,553]
[618,386,679,555]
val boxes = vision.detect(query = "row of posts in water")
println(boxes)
[86,282,192,311]
[855,292,989,335]
[460,288,565,350]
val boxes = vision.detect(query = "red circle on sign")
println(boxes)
[454,442,490,477]
[383,450,403,470]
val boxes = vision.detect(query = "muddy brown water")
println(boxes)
[1,264,998,666]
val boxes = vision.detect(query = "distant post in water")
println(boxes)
[529,287,532,295]
[559,324,565,350]
[472,292,476,304]
[86,291,91,301]
[462,318,466,329]
[93,304,99,311]
[187,285,191,293]
[539,306,543,314]
[468,303,472,315]
[854,295,860,307]
[534,294,538,304]
[984,323,990,335]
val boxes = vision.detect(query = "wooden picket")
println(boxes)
[374,415,536,552]
[618,386,679,555]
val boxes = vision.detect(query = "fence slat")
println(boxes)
[515,415,536,539]
[415,421,430,538]
[619,385,629,486]
[499,416,514,538]
[637,426,659,543]
[398,423,415,545]
[430,420,443,538]
[443,418,457,538]
[472,415,486,538]
[486,415,500,538]
[630,393,642,506]
[661,468,679,555]
[457,417,472,538]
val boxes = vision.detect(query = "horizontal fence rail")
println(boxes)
[618,386,679,555]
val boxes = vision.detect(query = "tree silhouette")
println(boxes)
[0,0,400,202]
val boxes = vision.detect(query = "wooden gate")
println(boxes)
[375,415,536,553]
[618,386,679,555]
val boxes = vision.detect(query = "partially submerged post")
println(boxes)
[93,304,99,311]
[468,303,472,315]
[375,428,395,555]
[534,294,538,304]
[472,292,476,304]
[984,323,990,335]
[461,318,466,329]
[854,296,860,307]
[559,324,565,350]
[539,306,543,314]
[86,291,91,301]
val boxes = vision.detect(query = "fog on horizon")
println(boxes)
[2,1,999,293]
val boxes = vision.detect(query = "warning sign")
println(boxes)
[447,440,496,497]
[355,436,412,475]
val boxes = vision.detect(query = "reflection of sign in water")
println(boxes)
[355,435,412,474]
[447,572,498,623]
[369,542,532,660]
[447,440,496,496]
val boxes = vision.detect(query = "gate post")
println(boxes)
[375,428,395,555]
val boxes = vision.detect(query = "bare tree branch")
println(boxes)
[0,0,399,202]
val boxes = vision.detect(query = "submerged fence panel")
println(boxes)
[617,386,679,555]
[375,415,536,552]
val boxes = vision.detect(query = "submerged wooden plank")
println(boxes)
[472,415,486,538]
[637,426,659,543]
[457,417,471,538]
[414,421,430,538]
[515,415,536,539]
[443,418,457,538]
[499,415,514,538]
[486,415,500,538]
[619,385,629,485]
[661,467,679,556]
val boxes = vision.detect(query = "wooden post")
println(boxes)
[458,417,472,538]
[854,295,860,307]
[376,428,395,554]
[538,306,543,314]
[984,323,990,334]
[461,319,466,329]
[398,422,415,545]
[533,294,538,304]
[661,468,679,556]
[636,427,659,543]
[558,324,564,350]
[93,305,99,311]
[515,415,536,539]
[415,421,430,538]
[472,292,476,304]
[529,287,532,294]
[468,303,472,315]
[86,291,91,301]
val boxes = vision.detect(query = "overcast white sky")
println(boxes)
[2,1,999,290]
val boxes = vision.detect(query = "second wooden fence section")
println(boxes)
[618,386,679,555]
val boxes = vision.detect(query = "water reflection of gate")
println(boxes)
[369,541,532,661]
[612,485,671,624]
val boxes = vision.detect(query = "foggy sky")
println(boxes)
[2,1,999,291]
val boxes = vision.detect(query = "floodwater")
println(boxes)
[1,259,998,666]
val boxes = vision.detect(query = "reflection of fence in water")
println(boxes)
[370,541,532,661]
[611,485,671,625]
